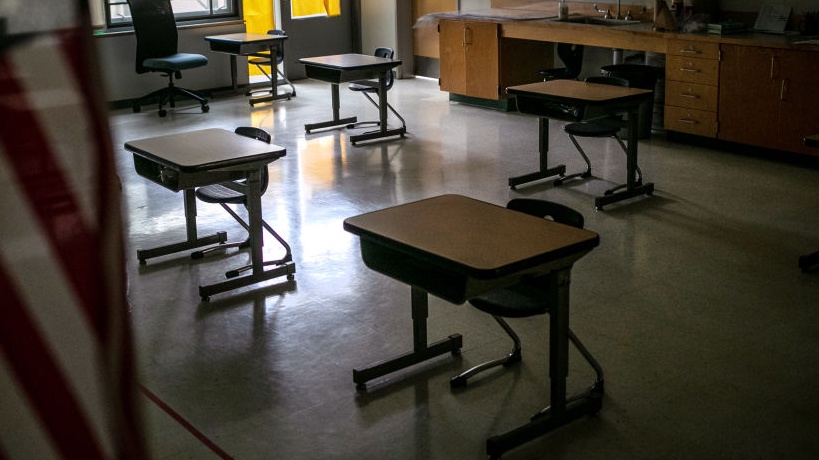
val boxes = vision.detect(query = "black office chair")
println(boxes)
[539,43,585,81]
[555,76,643,193]
[128,0,210,117]
[191,127,292,278]
[345,47,406,131]
[247,30,297,101]
[450,198,603,393]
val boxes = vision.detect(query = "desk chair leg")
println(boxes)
[554,133,592,186]
[225,219,293,278]
[346,92,406,131]
[191,203,252,259]
[604,135,643,196]
[450,315,521,388]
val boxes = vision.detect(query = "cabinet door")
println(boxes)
[777,49,819,156]
[438,20,499,99]
[463,21,499,100]
[718,45,780,149]
[439,19,467,95]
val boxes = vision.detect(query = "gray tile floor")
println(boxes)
[110,76,819,459]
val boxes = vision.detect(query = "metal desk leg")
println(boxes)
[486,267,602,459]
[304,83,358,133]
[136,189,227,264]
[594,107,655,209]
[198,168,295,301]
[508,118,567,189]
[352,286,463,390]
[350,74,406,145]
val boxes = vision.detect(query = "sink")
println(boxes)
[557,16,646,27]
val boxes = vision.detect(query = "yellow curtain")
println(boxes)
[243,0,275,76]
[292,0,340,18]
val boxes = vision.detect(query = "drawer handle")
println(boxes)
[680,93,699,99]
[680,47,701,54]
[678,118,699,124]
[680,67,700,72]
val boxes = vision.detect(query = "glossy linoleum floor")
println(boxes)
[109,77,819,459]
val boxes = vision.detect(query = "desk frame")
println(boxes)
[126,128,296,301]
[343,194,600,457]
[205,33,294,106]
[299,54,406,145]
[507,80,655,209]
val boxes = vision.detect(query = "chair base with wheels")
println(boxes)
[450,199,603,395]
[131,61,210,117]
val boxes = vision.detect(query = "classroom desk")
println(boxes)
[126,128,296,301]
[799,134,819,272]
[507,79,654,209]
[299,53,405,145]
[343,194,600,458]
[204,33,294,106]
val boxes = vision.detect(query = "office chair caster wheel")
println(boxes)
[158,109,167,117]
[132,103,141,113]
[202,104,210,113]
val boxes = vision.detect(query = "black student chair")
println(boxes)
[247,29,297,101]
[128,0,209,117]
[555,76,643,193]
[450,198,603,393]
[345,47,406,131]
[191,127,292,277]
[539,43,585,81]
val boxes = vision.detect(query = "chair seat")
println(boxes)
[348,80,379,92]
[564,119,621,138]
[195,182,246,205]
[469,282,550,318]
[143,53,208,71]
[248,55,273,65]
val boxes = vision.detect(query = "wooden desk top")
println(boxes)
[125,128,285,173]
[299,53,401,71]
[344,194,599,279]
[507,79,652,104]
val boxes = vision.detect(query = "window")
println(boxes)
[104,0,239,28]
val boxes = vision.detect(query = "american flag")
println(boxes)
[0,1,146,458]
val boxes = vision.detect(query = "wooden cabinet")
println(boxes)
[438,18,551,101]
[719,44,819,156]
[664,39,720,138]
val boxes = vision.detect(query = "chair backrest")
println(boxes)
[234,127,271,195]
[128,0,179,74]
[374,47,395,90]
[506,198,584,229]
[556,43,584,80]
[267,30,286,64]
[585,76,630,87]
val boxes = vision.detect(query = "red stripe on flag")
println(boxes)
[0,52,99,334]
[0,265,107,459]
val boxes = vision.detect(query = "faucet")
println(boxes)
[593,2,621,19]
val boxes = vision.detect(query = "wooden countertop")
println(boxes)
[436,10,819,53]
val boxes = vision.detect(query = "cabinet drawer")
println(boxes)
[665,106,717,137]
[665,81,718,112]
[666,56,719,85]
[667,39,720,59]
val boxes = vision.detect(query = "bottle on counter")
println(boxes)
[558,0,569,20]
